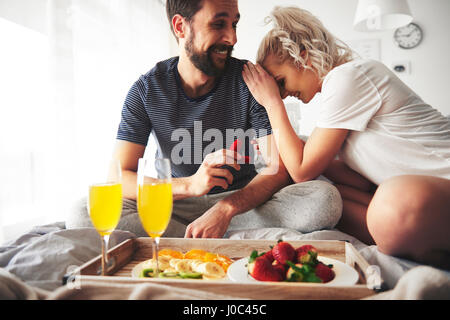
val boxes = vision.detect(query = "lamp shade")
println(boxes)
[353,0,413,32]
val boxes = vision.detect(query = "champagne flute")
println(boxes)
[137,158,173,276]
[88,160,123,276]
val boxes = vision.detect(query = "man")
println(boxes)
[66,0,342,238]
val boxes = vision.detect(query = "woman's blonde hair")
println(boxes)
[257,6,355,80]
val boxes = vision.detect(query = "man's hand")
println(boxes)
[187,149,241,197]
[184,134,291,239]
[184,202,233,238]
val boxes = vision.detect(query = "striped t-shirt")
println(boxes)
[117,57,272,194]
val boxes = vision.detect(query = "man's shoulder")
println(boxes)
[222,57,251,87]
[141,57,179,81]
[226,57,248,73]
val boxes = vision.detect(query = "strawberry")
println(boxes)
[248,257,283,282]
[286,261,322,283]
[315,262,335,283]
[286,263,304,282]
[272,263,287,280]
[296,245,318,264]
[261,250,274,263]
[272,241,296,265]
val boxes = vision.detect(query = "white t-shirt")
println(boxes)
[316,59,450,185]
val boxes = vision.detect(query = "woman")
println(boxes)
[243,6,450,269]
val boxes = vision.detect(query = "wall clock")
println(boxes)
[394,23,423,49]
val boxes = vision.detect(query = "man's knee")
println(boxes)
[280,180,343,231]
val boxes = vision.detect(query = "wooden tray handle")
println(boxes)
[345,242,385,292]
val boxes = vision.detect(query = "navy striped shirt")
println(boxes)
[117,57,272,194]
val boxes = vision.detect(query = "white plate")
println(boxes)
[131,261,152,278]
[227,256,359,286]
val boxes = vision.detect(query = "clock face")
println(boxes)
[394,23,423,49]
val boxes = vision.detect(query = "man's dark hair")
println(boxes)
[166,0,204,40]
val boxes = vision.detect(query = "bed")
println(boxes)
[1,220,449,300]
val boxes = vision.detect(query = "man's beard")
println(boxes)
[185,31,233,77]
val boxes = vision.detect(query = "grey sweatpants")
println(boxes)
[65,180,342,238]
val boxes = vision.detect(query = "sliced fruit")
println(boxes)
[158,249,184,259]
[163,267,178,273]
[141,256,172,272]
[216,253,233,264]
[158,272,180,279]
[196,262,226,279]
[184,249,208,260]
[179,272,203,279]
[188,259,204,271]
[204,252,233,272]
[216,260,232,272]
[169,258,182,268]
[140,268,155,278]
[142,259,157,270]
[174,259,193,273]
[203,252,217,262]
[157,255,171,271]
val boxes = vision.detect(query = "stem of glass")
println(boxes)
[101,234,110,276]
[152,236,160,276]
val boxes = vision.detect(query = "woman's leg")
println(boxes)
[324,160,377,192]
[334,186,375,245]
[367,175,450,269]
[324,160,376,245]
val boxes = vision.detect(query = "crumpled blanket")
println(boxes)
[0,222,135,291]
[0,223,449,300]
[363,266,450,300]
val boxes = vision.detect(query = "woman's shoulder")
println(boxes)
[322,59,370,89]
[324,59,391,89]
[329,58,385,76]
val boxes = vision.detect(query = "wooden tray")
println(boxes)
[65,237,383,300]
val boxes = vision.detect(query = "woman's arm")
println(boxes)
[268,106,348,182]
[243,62,348,182]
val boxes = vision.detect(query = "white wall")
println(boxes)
[234,0,450,135]
[0,0,48,34]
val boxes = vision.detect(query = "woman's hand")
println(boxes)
[242,62,284,113]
